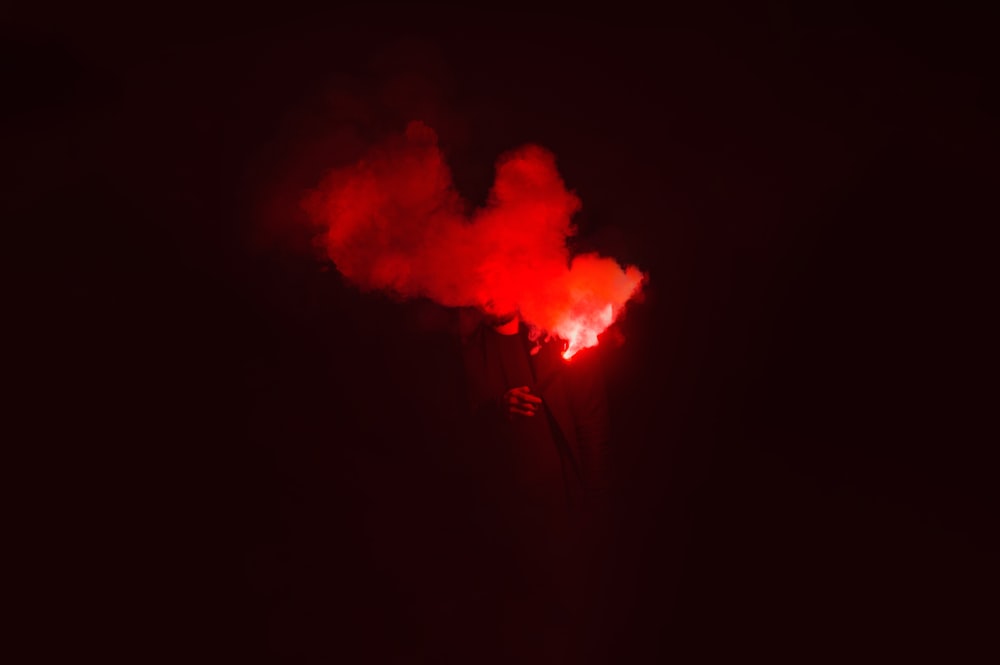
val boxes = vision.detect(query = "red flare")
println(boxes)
[303,121,646,357]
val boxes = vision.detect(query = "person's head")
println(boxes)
[482,297,518,328]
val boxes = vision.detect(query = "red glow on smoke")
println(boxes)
[303,121,645,358]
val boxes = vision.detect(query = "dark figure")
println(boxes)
[457,302,613,663]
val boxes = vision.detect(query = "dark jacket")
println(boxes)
[459,317,612,509]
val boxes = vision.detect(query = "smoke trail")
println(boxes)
[302,121,645,358]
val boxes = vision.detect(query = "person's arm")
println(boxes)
[567,349,613,505]
[460,320,541,422]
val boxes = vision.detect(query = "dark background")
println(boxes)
[7,3,996,662]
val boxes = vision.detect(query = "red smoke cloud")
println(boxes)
[303,121,645,359]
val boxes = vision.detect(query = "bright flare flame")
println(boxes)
[557,304,614,360]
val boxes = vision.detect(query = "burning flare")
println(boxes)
[303,121,645,359]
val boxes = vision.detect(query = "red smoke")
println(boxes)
[303,121,645,359]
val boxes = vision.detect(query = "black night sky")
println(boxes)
[8,3,997,662]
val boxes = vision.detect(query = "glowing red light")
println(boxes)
[303,121,646,355]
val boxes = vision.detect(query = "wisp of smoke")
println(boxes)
[302,121,645,358]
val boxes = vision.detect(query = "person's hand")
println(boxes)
[502,385,542,419]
